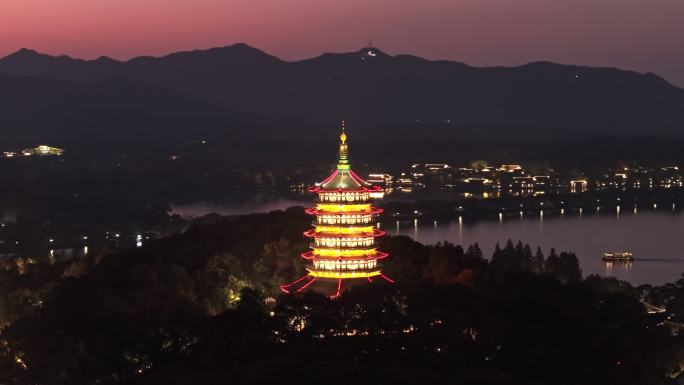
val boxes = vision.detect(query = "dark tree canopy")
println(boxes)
[0,209,681,385]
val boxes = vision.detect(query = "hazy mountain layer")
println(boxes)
[1,44,683,140]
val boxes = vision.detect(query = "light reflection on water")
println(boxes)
[395,210,684,285]
[171,197,683,285]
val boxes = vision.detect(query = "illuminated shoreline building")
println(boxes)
[281,124,394,297]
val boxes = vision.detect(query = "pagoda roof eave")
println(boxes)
[309,185,382,193]
[305,207,384,216]
[304,229,386,239]
[313,169,380,192]
[301,250,389,260]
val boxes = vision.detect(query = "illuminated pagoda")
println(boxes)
[281,123,394,297]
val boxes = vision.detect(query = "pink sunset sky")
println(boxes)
[1,0,683,86]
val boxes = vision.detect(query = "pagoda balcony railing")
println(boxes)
[314,238,376,248]
[318,192,371,203]
[314,216,375,225]
[311,260,379,271]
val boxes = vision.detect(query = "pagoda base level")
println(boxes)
[280,274,394,298]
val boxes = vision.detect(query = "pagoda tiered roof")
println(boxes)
[310,169,382,193]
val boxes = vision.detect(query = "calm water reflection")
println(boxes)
[395,209,684,285]
[173,198,684,285]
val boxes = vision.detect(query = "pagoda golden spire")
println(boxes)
[340,120,347,144]
[337,120,349,170]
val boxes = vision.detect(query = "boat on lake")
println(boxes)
[602,252,634,262]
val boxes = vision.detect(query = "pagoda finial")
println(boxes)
[337,121,350,170]
[340,121,347,144]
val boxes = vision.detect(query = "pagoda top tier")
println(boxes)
[310,124,381,193]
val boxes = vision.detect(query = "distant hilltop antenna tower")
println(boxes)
[281,122,394,297]
[366,39,377,57]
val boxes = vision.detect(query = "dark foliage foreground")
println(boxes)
[1,208,683,385]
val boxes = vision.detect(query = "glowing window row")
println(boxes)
[319,192,369,203]
[317,215,374,225]
[316,204,372,212]
[313,248,377,257]
[314,225,375,234]
[315,237,375,248]
[312,259,378,271]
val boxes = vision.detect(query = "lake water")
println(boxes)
[169,191,461,217]
[172,199,684,286]
[393,207,684,286]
